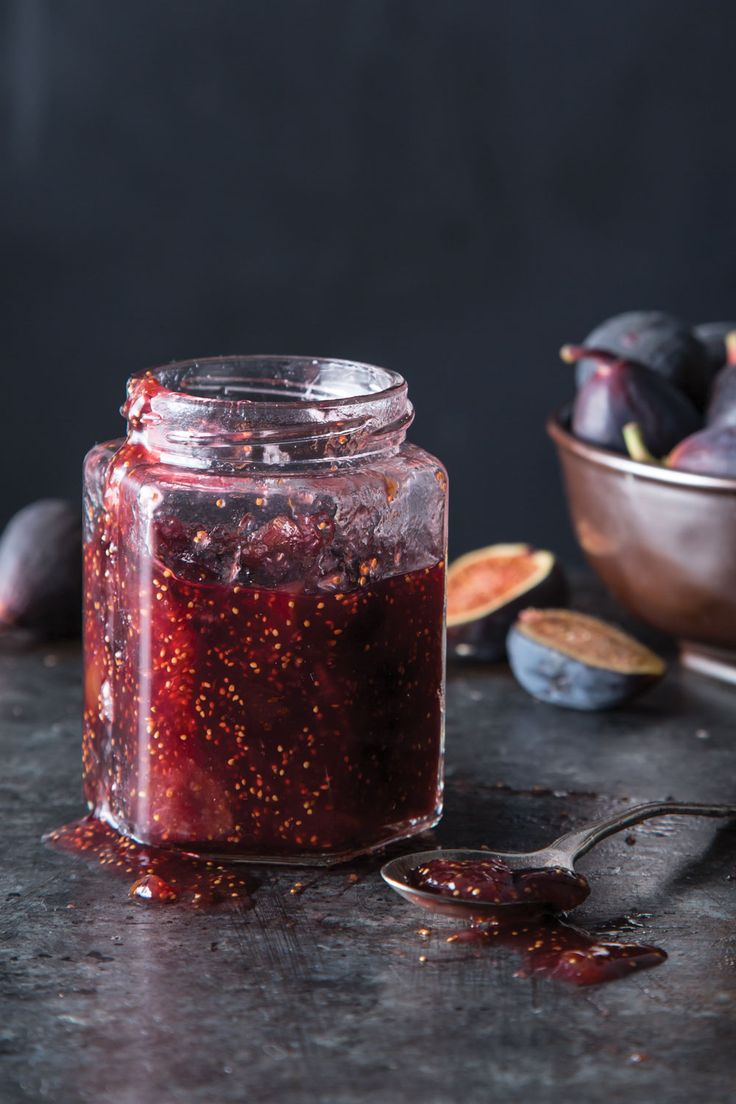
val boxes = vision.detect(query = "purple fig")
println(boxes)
[573,311,711,407]
[446,544,567,662]
[0,500,82,639]
[694,321,736,379]
[507,609,666,711]
[706,332,736,428]
[668,425,736,478]
[566,346,701,456]
[623,416,736,479]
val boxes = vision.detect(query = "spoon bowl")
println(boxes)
[381,801,736,920]
[380,848,568,920]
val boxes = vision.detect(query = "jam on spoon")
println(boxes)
[410,856,590,912]
[409,857,665,986]
[385,801,736,986]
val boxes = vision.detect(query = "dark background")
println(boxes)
[2,0,736,563]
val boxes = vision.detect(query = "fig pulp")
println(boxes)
[573,310,711,407]
[507,609,665,711]
[567,346,701,456]
[0,500,82,639]
[706,332,736,429]
[446,544,566,661]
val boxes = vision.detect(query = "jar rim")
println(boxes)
[125,355,413,469]
[130,355,407,411]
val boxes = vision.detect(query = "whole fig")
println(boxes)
[694,321,736,379]
[568,347,701,456]
[0,500,82,638]
[573,311,711,407]
[668,425,736,478]
[706,332,736,428]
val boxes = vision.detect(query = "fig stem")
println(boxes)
[726,331,736,367]
[559,344,581,364]
[560,345,619,374]
[622,422,660,465]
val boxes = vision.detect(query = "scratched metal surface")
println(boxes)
[2,599,736,1104]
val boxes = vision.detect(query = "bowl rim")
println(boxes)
[547,406,736,494]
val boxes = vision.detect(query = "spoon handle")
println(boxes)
[549,801,736,863]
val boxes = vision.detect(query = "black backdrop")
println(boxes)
[3,0,736,563]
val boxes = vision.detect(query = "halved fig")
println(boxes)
[507,609,665,711]
[446,544,567,662]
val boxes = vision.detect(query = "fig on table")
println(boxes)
[0,499,82,640]
[446,543,566,662]
[507,608,666,711]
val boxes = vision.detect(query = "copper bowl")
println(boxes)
[548,407,736,683]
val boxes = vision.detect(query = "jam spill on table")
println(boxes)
[44,816,255,908]
[445,916,666,986]
[411,856,666,985]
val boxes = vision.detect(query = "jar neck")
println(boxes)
[123,356,414,471]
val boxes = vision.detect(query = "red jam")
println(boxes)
[129,874,179,903]
[84,513,445,857]
[76,358,448,863]
[411,857,590,912]
[446,917,666,986]
[411,857,666,985]
[44,816,255,908]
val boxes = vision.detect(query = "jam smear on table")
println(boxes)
[412,857,666,985]
[445,916,666,986]
[130,873,179,903]
[44,816,255,908]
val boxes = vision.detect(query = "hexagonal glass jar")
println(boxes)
[82,357,448,864]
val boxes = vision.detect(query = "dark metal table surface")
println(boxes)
[2,589,735,1104]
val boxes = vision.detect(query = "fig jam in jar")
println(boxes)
[83,357,448,864]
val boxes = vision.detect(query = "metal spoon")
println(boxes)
[381,801,736,920]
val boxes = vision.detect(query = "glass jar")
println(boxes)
[83,357,448,864]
